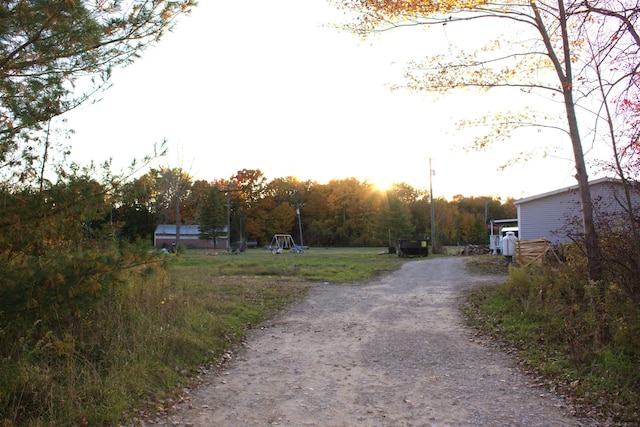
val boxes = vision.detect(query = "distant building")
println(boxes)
[154,224,228,249]
[514,177,640,244]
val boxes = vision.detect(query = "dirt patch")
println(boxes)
[147,257,597,426]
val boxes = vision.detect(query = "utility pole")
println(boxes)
[296,206,304,247]
[226,185,231,252]
[222,182,240,252]
[430,158,436,253]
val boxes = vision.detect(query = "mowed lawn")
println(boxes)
[169,246,411,284]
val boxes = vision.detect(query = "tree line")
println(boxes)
[116,167,516,249]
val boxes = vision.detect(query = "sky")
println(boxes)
[60,0,609,201]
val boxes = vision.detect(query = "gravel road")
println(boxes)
[150,257,598,427]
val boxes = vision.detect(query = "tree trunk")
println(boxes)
[565,97,603,283]
[555,0,605,345]
[559,7,603,283]
[538,0,604,283]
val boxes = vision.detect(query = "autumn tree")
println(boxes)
[232,169,268,207]
[105,170,521,249]
[376,190,415,246]
[384,182,429,239]
[303,182,333,246]
[331,0,625,282]
[265,203,297,240]
[223,169,267,243]
[153,167,192,245]
[196,184,226,245]
[324,178,381,246]
[259,176,310,245]
[457,211,486,244]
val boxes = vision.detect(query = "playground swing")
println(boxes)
[268,234,304,254]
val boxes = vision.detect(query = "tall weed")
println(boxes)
[465,252,640,424]
[0,250,308,425]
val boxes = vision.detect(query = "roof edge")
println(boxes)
[514,177,622,205]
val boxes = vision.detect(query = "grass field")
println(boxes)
[170,246,412,283]
[113,247,421,423]
[2,246,423,426]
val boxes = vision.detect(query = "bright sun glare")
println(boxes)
[370,176,395,193]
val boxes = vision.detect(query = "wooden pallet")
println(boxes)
[517,239,552,265]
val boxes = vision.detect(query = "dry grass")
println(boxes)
[463,254,510,276]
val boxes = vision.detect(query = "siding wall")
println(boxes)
[516,179,640,243]
[517,190,582,243]
[154,234,226,249]
[154,224,227,249]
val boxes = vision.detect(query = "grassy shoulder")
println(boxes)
[462,255,639,426]
[0,247,410,426]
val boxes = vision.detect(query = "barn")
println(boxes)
[153,224,228,250]
[514,177,640,244]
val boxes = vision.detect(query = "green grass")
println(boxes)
[1,246,412,426]
[171,247,409,282]
[462,257,640,425]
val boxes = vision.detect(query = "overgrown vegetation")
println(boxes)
[463,254,640,425]
[0,247,406,425]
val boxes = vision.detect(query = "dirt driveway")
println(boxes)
[151,257,597,427]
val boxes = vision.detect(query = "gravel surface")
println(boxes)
[149,257,598,427]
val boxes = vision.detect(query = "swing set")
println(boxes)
[268,234,304,254]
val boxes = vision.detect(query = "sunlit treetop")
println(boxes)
[337,0,493,14]
[333,0,513,33]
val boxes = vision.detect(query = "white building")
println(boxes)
[514,177,640,244]
[153,224,228,249]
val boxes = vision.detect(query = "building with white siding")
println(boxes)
[154,224,228,249]
[514,178,640,244]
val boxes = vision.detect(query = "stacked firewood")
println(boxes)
[461,244,491,255]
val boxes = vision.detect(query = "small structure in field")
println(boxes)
[269,234,304,254]
[488,219,519,254]
[396,239,429,257]
[516,238,562,266]
[154,224,227,249]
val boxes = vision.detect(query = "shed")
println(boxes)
[514,177,640,244]
[154,224,228,249]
